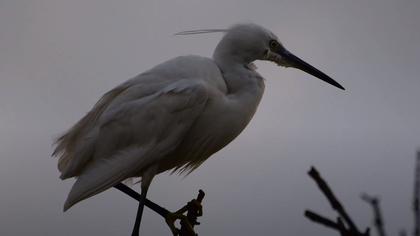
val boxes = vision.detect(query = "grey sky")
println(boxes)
[1,0,420,235]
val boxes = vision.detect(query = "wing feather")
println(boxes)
[55,78,173,178]
[53,82,131,174]
[63,80,209,210]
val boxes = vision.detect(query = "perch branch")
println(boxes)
[114,183,205,236]
[178,189,205,236]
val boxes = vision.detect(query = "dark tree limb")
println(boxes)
[114,183,205,236]
[413,151,420,236]
[178,190,205,236]
[166,189,205,236]
[305,210,345,232]
[361,193,386,236]
[305,166,370,236]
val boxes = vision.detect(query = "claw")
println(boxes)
[165,212,196,236]
[165,212,180,236]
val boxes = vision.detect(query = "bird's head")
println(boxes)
[218,23,345,90]
[177,23,344,90]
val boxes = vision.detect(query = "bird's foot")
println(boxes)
[165,212,195,236]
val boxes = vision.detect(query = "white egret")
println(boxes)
[53,23,344,235]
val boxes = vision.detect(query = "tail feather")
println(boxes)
[59,129,98,179]
[63,146,150,211]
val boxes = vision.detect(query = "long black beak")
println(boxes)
[278,48,345,90]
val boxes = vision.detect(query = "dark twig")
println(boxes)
[172,189,205,236]
[308,167,359,231]
[361,193,386,236]
[305,166,370,236]
[305,210,345,232]
[114,183,205,236]
[413,151,420,236]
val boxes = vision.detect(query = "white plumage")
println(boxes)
[53,23,343,234]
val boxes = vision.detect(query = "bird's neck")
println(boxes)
[213,55,265,122]
[211,55,265,135]
[213,55,264,95]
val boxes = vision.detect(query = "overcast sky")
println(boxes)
[1,0,420,235]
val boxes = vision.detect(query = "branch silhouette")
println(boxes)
[361,193,386,236]
[414,151,420,236]
[305,166,370,236]
[114,183,204,236]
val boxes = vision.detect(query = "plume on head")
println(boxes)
[175,28,228,35]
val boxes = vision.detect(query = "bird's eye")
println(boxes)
[269,40,279,50]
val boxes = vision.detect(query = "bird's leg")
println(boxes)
[131,166,157,236]
[114,183,170,218]
[131,183,149,236]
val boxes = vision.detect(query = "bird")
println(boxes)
[53,23,344,235]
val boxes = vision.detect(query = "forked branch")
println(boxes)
[305,166,370,236]
[114,183,205,236]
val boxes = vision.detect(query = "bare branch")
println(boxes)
[178,190,205,236]
[361,193,386,236]
[114,183,205,236]
[413,151,420,236]
[305,166,370,236]
[305,210,344,231]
